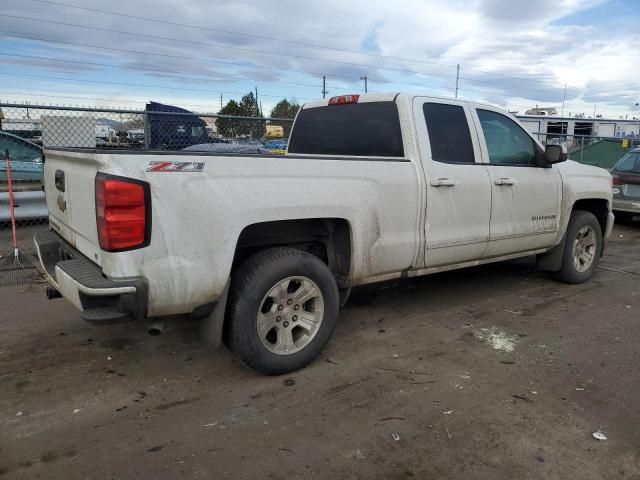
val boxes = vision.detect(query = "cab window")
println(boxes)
[423,103,475,164]
[477,109,536,166]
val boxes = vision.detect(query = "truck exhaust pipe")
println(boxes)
[147,320,165,336]
[46,287,62,300]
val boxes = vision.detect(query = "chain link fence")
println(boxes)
[0,102,294,257]
[532,132,639,169]
[2,101,637,259]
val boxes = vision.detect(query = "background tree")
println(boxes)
[216,100,243,138]
[269,99,300,137]
[239,92,265,139]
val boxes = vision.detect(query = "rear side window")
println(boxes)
[288,102,404,157]
[422,103,475,164]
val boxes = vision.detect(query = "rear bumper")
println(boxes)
[613,198,640,214]
[33,229,147,324]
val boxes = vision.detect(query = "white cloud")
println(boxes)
[0,0,638,117]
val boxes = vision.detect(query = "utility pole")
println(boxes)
[322,76,327,99]
[220,93,222,111]
[255,86,259,116]
[454,64,460,99]
[360,76,368,93]
[593,104,597,118]
[561,83,566,118]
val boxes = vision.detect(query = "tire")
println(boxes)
[556,210,602,284]
[226,247,339,375]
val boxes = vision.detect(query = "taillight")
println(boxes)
[328,94,360,105]
[95,174,149,251]
[611,173,622,185]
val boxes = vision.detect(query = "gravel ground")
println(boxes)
[1,222,639,480]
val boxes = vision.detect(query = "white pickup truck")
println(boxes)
[35,93,614,374]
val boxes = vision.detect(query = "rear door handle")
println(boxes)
[430,178,456,187]
[494,177,514,186]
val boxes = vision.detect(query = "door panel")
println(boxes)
[414,98,491,267]
[471,107,562,257]
[484,165,562,256]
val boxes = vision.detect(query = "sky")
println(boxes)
[0,0,639,118]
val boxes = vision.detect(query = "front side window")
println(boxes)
[192,126,205,137]
[477,109,536,166]
[423,103,475,164]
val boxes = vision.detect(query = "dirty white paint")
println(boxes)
[475,327,518,352]
[41,94,613,319]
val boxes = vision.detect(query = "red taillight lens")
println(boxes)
[611,173,622,185]
[95,174,148,251]
[328,94,360,105]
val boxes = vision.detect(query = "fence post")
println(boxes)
[143,111,150,150]
[580,136,584,163]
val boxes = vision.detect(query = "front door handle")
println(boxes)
[494,177,515,186]
[430,178,456,187]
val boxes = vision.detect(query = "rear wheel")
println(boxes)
[226,247,339,375]
[557,210,602,284]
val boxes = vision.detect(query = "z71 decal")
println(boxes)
[146,161,205,172]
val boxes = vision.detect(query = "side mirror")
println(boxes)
[544,144,567,164]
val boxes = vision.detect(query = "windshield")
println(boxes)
[0,132,43,181]
[615,152,640,173]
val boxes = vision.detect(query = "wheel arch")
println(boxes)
[232,217,353,290]
[571,198,610,236]
[539,198,609,273]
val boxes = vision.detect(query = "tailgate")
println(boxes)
[44,149,102,265]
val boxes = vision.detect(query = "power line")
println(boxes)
[0,52,352,91]
[1,15,463,80]
[374,74,574,98]
[23,0,459,68]
[1,32,360,83]
[21,0,569,88]
[0,72,317,100]
[2,27,570,98]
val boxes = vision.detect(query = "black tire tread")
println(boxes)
[226,247,339,375]
[557,210,602,284]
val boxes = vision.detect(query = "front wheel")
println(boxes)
[557,210,602,284]
[226,247,339,375]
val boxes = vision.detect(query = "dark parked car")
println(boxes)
[0,131,46,221]
[146,101,224,150]
[611,148,640,221]
[0,131,43,182]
